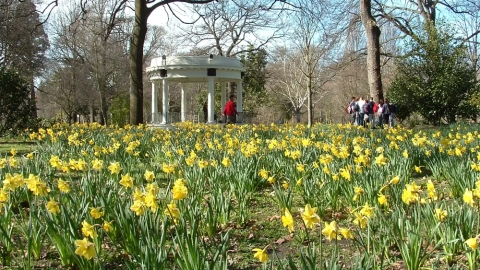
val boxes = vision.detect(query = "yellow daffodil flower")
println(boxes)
[465,237,479,250]
[281,208,294,232]
[301,204,321,229]
[74,238,95,260]
[119,173,134,188]
[46,199,60,215]
[252,247,268,263]
[90,207,104,219]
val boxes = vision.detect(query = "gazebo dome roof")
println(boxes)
[146,55,245,83]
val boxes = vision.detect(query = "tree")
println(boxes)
[267,0,345,125]
[178,0,288,118]
[181,0,286,57]
[22,0,216,125]
[0,0,49,118]
[360,0,383,101]
[129,0,215,125]
[0,68,36,135]
[388,24,480,125]
[239,46,268,114]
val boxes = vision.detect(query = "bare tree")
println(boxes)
[128,0,216,125]
[294,0,346,125]
[360,0,384,101]
[267,0,346,125]
[180,0,287,57]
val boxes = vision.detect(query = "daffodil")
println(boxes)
[360,203,374,218]
[463,189,474,207]
[353,212,368,229]
[91,159,104,171]
[339,168,351,180]
[252,247,268,263]
[258,169,269,179]
[108,162,122,175]
[119,173,134,188]
[144,170,155,182]
[375,154,387,166]
[164,202,180,220]
[0,189,8,202]
[74,238,96,260]
[130,200,147,216]
[57,179,70,193]
[301,204,321,229]
[296,164,305,172]
[90,207,104,219]
[172,179,188,200]
[46,199,60,215]
[81,220,97,238]
[162,163,175,174]
[378,194,388,206]
[281,208,294,232]
[434,208,447,222]
[24,174,49,196]
[103,221,113,232]
[390,175,400,185]
[322,221,339,241]
[221,157,231,167]
[465,237,478,250]
[339,227,353,239]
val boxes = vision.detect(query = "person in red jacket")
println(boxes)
[222,94,237,124]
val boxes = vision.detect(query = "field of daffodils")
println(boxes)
[0,122,479,269]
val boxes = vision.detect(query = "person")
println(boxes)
[222,94,237,124]
[203,101,208,123]
[377,99,384,127]
[382,99,391,128]
[368,97,376,129]
[356,97,366,127]
[389,103,397,127]
[348,96,356,125]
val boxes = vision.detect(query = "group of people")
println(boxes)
[346,96,397,128]
[203,94,237,124]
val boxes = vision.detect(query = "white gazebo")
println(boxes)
[146,55,246,126]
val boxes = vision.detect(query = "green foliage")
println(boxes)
[240,46,268,114]
[0,68,37,135]
[110,93,129,126]
[388,24,480,125]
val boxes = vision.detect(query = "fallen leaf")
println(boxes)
[275,238,286,245]
[267,215,280,221]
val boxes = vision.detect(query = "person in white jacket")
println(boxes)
[356,97,366,127]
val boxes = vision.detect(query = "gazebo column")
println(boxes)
[180,84,186,122]
[151,82,157,123]
[221,83,226,112]
[161,78,169,125]
[236,80,243,123]
[207,77,215,124]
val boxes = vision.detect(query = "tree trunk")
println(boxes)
[360,0,384,102]
[129,0,148,125]
[30,75,37,119]
[307,78,313,126]
[295,108,301,123]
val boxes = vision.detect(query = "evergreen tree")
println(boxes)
[240,46,268,115]
[0,68,36,135]
[388,24,480,125]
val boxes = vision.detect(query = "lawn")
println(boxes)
[0,122,479,269]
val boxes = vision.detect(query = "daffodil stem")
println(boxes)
[467,250,477,270]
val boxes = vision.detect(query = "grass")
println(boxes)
[0,138,35,156]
